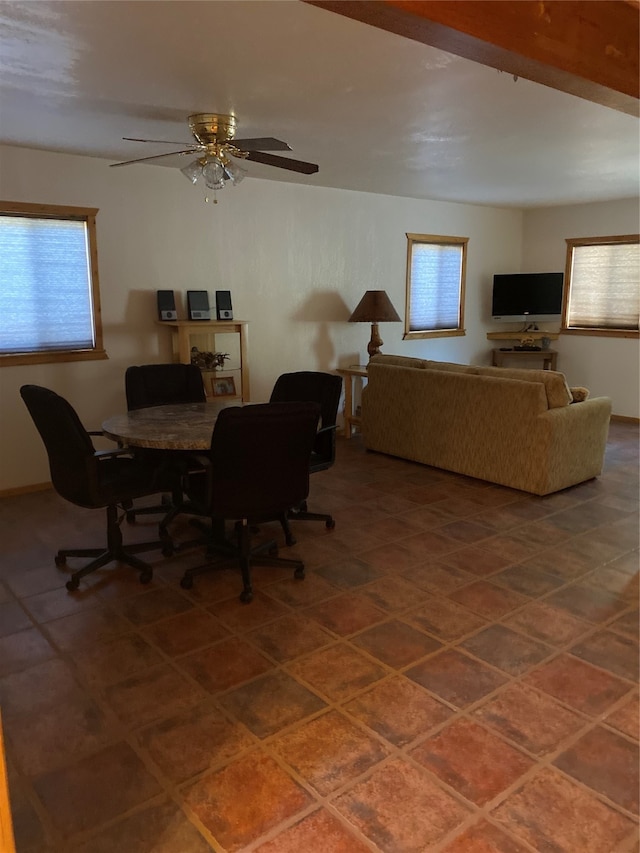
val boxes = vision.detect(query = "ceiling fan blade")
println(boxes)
[232,137,291,152]
[123,137,196,146]
[110,148,200,168]
[245,150,319,174]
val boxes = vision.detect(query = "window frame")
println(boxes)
[562,234,639,339]
[0,200,107,366]
[403,232,468,340]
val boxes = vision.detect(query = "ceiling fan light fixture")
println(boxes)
[180,159,202,184]
[223,158,247,185]
[202,158,225,189]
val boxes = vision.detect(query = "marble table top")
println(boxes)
[102,401,243,450]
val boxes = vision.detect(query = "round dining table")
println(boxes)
[102,400,243,450]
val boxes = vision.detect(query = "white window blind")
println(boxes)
[565,238,639,332]
[406,235,467,335]
[0,213,96,355]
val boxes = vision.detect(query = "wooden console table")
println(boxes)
[492,348,558,370]
[336,365,368,438]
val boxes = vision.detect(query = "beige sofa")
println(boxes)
[361,354,612,495]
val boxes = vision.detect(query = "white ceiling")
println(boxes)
[1,0,638,209]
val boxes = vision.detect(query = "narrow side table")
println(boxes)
[336,365,368,438]
[491,348,558,371]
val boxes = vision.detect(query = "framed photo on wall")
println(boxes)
[211,376,236,397]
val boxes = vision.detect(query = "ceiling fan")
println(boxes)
[111,113,318,201]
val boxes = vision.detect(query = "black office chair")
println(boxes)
[269,371,343,543]
[124,363,207,523]
[20,385,175,591]
[179,401,321,602]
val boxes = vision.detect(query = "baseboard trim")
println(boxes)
[610,414,639,425]
[0,482,52,499]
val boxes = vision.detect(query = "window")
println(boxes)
[0,201,106,365]
[404,233,467,339]
[563,235,639,337]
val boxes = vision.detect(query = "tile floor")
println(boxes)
[0,422,638,852]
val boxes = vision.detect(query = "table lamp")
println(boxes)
[348,290,401,359]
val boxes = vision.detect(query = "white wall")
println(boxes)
[0,145,524,491]
[522,198,639,419]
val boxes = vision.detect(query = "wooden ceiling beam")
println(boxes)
[306,1,639,116]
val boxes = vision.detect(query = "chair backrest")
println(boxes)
[269,371,342,470]
[125,363,206,411]
[208,402,320,520]
[20,385,96,505]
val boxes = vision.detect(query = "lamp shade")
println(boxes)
[348,290,401,323]
[348,290,401,359]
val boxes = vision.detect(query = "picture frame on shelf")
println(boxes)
[211,376,236,397]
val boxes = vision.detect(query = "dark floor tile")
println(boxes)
[474,683,585,756]
[351,619,442,668]
[554,726,639,813]
[0,627,55,676]
[183,751,314,851]
[609,608,639,639]
[0,600,33,636]
[32,741,163,838]
[406,649,508,708]
[460,624,552,675]
[271,709,389,795]
[503,601,591,647]
[410,717,534,805]
[141,607,229,656]
[332,757,470,849]
[116,587,194,626]
[101,663,204,727]
[71,631,163,686]
[359,574,431,610]
[406,596,487,641]
[492,767,635,852]
[545,583,628,624]
[247,614,332,662]
[43,604,130,650]
[303,591,386,635]
[315,556,385,588]
[405,560,472,595]
[286,642,387,701]
[218,669,326,738]
[180,637,274,693]
[253,807,372,853]
[448,580,528,619]
[492,564,564,598]
[524,654,633,716]
[570,630,639,682]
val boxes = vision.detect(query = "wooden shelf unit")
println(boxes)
[158,320,250,402]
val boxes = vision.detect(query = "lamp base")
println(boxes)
[367,323,383,359]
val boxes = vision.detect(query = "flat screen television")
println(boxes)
[491,272,564,323]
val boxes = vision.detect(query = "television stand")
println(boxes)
[492,348,557,370]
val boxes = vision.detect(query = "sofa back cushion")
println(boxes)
[474,366,572,408]
[369,354,427,370]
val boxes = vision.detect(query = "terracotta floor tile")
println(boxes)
[271,709,389,795]
[303,591,386,635]
[0,600,35,636]
[101,663,204,727]
[262,573,339,607]
[477,534,538,564]
[352,618,442,668]
[343,675,452,746]
[180,637,274,693]
[405,560,473,595]
[473,683,585,756]
[43,604,131,650]
[332,757,470,849]
[183,751,314,851]
[586,567,639,603]
[554,725,639,813]
[519,543,596,580]
[359,573,431,610]
[247,614,333,662]
[492,564,564,598]
[410,717,534,805]
[460,624,552,675]
[570,629,639,681]
[503,600,591,647]
[136,700,256,783]
[115,586,194,626]
[448,580,529,619]
[218,669,327,738]
[207,590,287,629]
[70,799,212,853]
[315,554,388,585]
[33,741,163,838]
[286,642,387,701]
[492,767,635,852]
[0,627,55,676]
[71,631,163,685]
[141,607,229,656]
[438,518,495,544]
[253,807,372,853]
[545,583,628,624]
[0,657,83,720]
[4,564,67,598]
[604,693,639,741]
[524,654,633,716]
[406,596,487,641]
[359,514,424,543]
[406,648,508,708]
[609,608,640,640]
[441,818,531,852]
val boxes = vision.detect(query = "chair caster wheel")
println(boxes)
[139,570,153,584]
[285,535,297,546]
[326,519,336,530]
[180,575,193,590]
[66,578,79,591]
[294,567,305,579]
[55,554,67,567]
[126,511,136,524]
[240,590,253,603]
